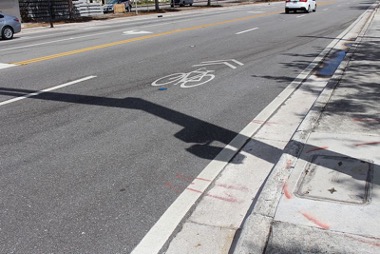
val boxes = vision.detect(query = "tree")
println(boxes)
[48,0,54,28]
[155,0,160,11]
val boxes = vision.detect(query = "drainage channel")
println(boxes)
[315,49,348,77]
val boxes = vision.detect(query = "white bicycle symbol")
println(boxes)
[152,68,215,88]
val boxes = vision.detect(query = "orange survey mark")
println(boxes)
[300,211,330,230]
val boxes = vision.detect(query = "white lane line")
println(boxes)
[297,14,306,18]
[0,76,97,107]
[323,8,329,11]
[130,6,374,254]
[0,63,17,70]
[236,27,259,35]
[0,33,108,52]
[123,30,153,35]
[247,11,264,14]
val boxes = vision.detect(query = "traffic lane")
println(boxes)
[0,47,287,254]
[0,4,287,64]
[1,69,275,253]
[0,5,290,96]
[0,2,373,252]
[1,0,371,166]
[0,0,357,66]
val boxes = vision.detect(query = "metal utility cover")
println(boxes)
[296,156,372,204]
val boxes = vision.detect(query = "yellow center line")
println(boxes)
[12,0,337,66]
[13,11,280,66]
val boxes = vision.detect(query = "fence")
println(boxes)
[19,0,103,22]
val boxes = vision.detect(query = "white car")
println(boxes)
[285,0,317,13]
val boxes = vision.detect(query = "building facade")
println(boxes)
[0,0,21,20]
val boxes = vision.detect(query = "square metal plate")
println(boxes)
[296,156,373,204]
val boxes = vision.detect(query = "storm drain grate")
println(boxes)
[296,155,373,204]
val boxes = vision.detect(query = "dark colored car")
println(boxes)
[103,0,132,13]
[0,12,21,40]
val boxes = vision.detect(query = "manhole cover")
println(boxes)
[296,156,372,204]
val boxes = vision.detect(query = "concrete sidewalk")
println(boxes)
[233,3,380,254]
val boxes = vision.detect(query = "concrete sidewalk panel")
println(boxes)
[266,221,380,254]
[233,214,273,254]
[165,222,236,254]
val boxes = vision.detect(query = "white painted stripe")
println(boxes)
[247,11,264,14]
[297,14,306,18]
[236,27,259,35]
[131,6,373,254]
[0,33,109,52]
[0,76,97,107]
[123,30,152,35]
[0,63,17,70]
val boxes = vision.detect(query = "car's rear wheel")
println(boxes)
[285,8,289,13]
[1,26,14,40]
[313,5,317,12]
[306,5,310,13]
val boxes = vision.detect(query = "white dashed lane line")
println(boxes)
[236,27,259,35]
[0,76,97,107]
[0,63,17,70]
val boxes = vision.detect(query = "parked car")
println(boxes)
[171,0,193,7]
[285,0,317,13]
[103,0,132,13]
[0,12,21,40]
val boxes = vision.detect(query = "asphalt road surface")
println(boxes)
[0,0,376,253]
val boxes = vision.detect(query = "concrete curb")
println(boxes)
[231,3,379,253]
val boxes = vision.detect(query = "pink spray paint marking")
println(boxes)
[282,182,292,199]
[354,141,380,147]
[164,182,183,194]
[176,173,248,192]
[195,177,211,182]
[216,183,249,192]
[352,117,380,123]
[186,188,240,203]
[168,173,246,203]
[251,119,278,126]
[300,211,330,230]
[176,173,194,182]
[306,146,329,153]
[345,235,380,248]
[286,159,293,169]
